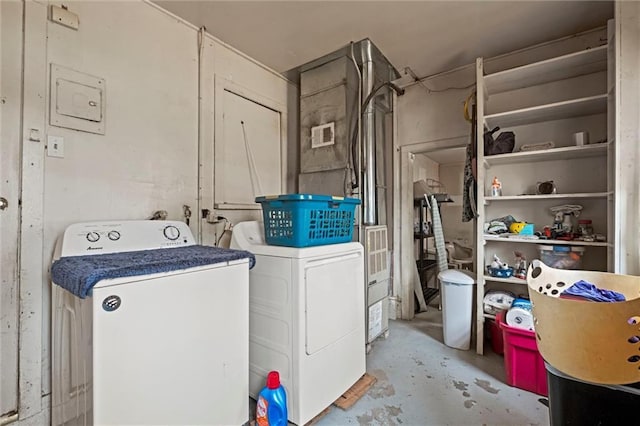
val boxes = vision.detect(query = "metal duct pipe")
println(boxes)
[361,41,377,226]
[297,39,400,226]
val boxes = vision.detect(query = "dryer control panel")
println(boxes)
[56,220,195,257]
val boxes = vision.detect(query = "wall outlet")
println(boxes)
[47,135,64,158]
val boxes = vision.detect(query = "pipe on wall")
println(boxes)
[361,40,377,226]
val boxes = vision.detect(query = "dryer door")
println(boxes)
[304,251,364,355]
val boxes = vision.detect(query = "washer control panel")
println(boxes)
[58,220,195,257]
[163,225,181,241]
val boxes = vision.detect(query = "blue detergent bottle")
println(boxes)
[256,371,288,426]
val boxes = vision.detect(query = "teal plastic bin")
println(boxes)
[255,194,360,248]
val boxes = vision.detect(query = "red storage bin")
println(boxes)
[499,313,548,396]
[490,311,505,355]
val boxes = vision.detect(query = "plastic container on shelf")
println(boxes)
[489,319,504,355]
[490,176,502,196]
[538,245,585,270]
[255,194,360,248]
[489,310,506,355]
[577,219,594,238]
[505,298,535,331]
[487,266,514,278]
[499,311,548,396]
[483,290,515,316]
[438,269,476,350]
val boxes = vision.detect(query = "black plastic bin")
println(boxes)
[546,363,640,426]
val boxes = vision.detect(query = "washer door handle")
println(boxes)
[0,197,8,211]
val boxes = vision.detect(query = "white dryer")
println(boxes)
[50,220,253,426]
[230,221,366,425]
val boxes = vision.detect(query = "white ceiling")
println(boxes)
[155,1,613,79]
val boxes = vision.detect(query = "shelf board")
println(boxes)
[484,46,607,94]
[483,235,610,247]
[483,275,527,285]
[484,94,607,129]
[424,287,440,304]
[483,143,608,167]
[414,233,434,239]
[485,192,610,202]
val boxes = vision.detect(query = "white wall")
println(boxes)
[616,1,640,275]
[439,162,473,244]
[397,28,608,149]
[1,1,23,420]
[412,154,439,182]
[40,1,198,403]
[199,33,297,246]
[12,1,296,423]
[45,1,199,233]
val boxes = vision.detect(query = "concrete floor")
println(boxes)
[311,305,549,426]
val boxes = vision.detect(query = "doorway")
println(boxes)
[395,136,474,320]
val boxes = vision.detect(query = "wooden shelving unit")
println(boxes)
[484,94,607,129]
[473,39,615,355]
[483,142,608,167]
[484,45,607,94]
[483,235,610,247]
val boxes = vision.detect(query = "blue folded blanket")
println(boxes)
[51,245,256,299]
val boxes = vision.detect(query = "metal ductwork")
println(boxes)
[361,42,377,226]
[296,39,400,228]
[295,40,401,348]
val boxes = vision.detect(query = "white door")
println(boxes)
[0,0,22,419]
[92,264,249,425]
[305,252,363,354]
[215,89,282,207]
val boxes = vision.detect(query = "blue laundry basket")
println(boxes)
[255,194,360,248]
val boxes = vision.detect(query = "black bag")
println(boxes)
[484,126,515,156]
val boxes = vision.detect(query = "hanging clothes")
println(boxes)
[462,103,478,222]
[429,195,448,274]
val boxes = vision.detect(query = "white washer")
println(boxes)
[230,221,366,426]
[51,220,251,426]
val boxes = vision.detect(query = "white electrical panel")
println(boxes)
[311,122,335,148]
[50,64,106,135]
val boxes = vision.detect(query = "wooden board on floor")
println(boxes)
[333,373,377,410]
[304,406,332,425]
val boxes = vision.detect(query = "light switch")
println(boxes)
[47,135,64,158]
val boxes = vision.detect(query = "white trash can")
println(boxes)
[438,269,476,350]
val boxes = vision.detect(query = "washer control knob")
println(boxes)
[86,232,100,243]
[108,231,121,241]
[163,225,180,241]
